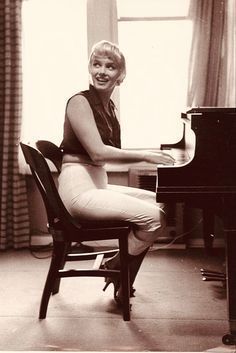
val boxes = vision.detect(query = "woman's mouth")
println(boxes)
[96,76,108,83]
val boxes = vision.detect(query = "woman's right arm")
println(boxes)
[67,95,174,166]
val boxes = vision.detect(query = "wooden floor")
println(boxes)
[0,244,235,352]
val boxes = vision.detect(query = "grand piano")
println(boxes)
[156,107,236,345]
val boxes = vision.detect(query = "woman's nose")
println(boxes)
[98,66,106,75]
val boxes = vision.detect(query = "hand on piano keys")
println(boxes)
[161,147,190,166]
[144,150,175,165]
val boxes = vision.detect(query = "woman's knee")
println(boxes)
[139,207,166,233]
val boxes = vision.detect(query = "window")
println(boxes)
[21,0,87,145]
[117,0,193,148]
[21,0,193,150]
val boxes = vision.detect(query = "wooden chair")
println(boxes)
[20,142,132,321]
[36,140,63,173]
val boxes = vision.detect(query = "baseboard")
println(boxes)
[152,242,186,250]
[30,234,52,246]
[188,237,225,248]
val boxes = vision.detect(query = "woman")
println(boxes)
[58,40,174,305]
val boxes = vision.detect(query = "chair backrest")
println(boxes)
[36,140,63,173]
[20,142,79,237]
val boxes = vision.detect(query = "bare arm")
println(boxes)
[67,95,175,165]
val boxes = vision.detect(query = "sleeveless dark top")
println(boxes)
[60,85,121,156]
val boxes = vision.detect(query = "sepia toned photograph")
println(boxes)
[0,0,235,352]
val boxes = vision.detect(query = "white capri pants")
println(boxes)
[58,161,166,256]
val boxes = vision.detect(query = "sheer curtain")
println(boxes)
[87,0,120,107]
[217,0,236,106]
[187,0,235,107]
[87,0,118,54]
[0,0,30,249]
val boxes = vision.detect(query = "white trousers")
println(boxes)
[58,162,166,255]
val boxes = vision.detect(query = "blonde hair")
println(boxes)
[88,40,126,85]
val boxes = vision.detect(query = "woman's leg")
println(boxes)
[107,184,166,254]
[59,163,165,255]
[107,184,159,205]
[105,185,164,293]
[69,186,165,256]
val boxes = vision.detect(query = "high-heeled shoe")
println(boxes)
[103,276,131,309]
[102,248,149,306]
[101,262,122,306]
[102,263,120,293]
[102,262,136,299]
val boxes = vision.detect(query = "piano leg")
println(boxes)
[222,230,236,344]
[222,197,236,345]
[202,208,215,253]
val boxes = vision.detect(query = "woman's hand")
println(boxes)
[143,150,175,165]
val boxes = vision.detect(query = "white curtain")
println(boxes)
[187,0,235,107]
[87,0,118,54]
[217,0,236,106]
[86,0,119,107]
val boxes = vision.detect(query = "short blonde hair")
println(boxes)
[88,40,126,85]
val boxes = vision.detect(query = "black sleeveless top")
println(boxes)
[60,85,121,156]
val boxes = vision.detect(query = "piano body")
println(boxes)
[156,107,236,345]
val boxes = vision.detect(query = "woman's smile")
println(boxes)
[96,76,109,83]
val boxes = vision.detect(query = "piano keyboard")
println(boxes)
[162,147,190,166]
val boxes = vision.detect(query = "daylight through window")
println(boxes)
[117,0,193,148]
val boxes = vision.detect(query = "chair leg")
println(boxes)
[119,236,130,321]
[39,241,67,319]
[52,242,70,294]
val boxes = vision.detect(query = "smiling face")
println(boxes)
[88,41,126,95]
[89,55,121,94]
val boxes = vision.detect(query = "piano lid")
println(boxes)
[187,107,236,114]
